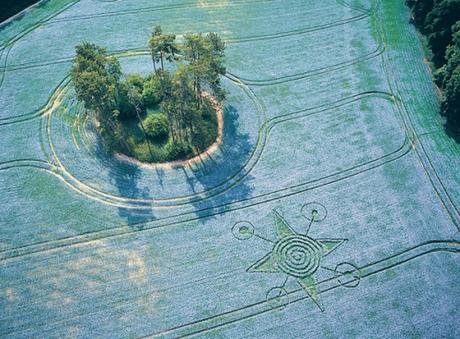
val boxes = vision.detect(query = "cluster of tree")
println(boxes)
[440,22,460,130]
[0,0,40,23]
[406,0,460,131]
[147,26,226,149]
[70,43,123,150]
[71,26,226,161]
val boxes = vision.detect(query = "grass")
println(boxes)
[114,106,218,163]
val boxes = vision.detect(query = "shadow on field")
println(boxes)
[445,123,460,144]
[99,103,254,229]
[111,161,156,228]
[93,136,156,228]
[187,104,255,222]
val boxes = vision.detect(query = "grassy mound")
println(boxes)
[116,104,218,163]
[70,28,226,164]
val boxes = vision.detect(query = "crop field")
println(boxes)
[1,0,459,337]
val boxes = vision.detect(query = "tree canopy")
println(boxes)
[440,22,460,129]
[71,27,226,162]
[70,43,120,115]
[407,0,460,66]
[149,25,180,72]
[406,0,460,131]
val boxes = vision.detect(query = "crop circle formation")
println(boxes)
[334,262,361,288]
[301,202,327,222]
[266,287,289,309]
[232,221,255,240]
[272,235,323,278]
[2,0,459,337]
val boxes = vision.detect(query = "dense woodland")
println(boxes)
[70,26,225,162]
[406,0,460,132]
[0,0,39,23]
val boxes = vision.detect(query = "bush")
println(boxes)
[125,74,145,91]
[144,113,169,140]
[434,66,446,87]
[116,74,147,119]
[142,78,159,108]
[166,140,192,160]
[116,82,137,119]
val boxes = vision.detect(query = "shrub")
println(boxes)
[125,74,145,91]
[142,79,159,108]
[166,140,192,160]
[116,75,147,119]
[144,113,169,140]
[116,82,137,119]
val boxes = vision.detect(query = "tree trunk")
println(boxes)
[135,107,154,158]
[165,108,175,142]
[196,81,202,109]
[165,110,176,142]
[160,52,164,71]
[151,54,157,73]
[107,117,131,152]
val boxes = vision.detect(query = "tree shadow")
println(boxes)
[94,135,156,229]
[185,104,256,221]
[112,161,157,229]
[95,102,255,230]
[445,122,460,143]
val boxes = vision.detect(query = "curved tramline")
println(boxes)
[42,89,409,209]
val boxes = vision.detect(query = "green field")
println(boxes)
[0,0,459,337]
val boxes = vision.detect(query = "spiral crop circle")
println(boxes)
[272,235,323,278]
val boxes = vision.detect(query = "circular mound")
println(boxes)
[115,93,223,167]
[42,73,263,207]
[272,235,323,278]
[301,202,327,222]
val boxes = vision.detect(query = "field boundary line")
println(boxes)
[373,0,460,229]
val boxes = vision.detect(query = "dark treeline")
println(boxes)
[0,0,40,23]
[406,0,460,132]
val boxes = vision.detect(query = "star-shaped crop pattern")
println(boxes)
[247,210,345,311]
